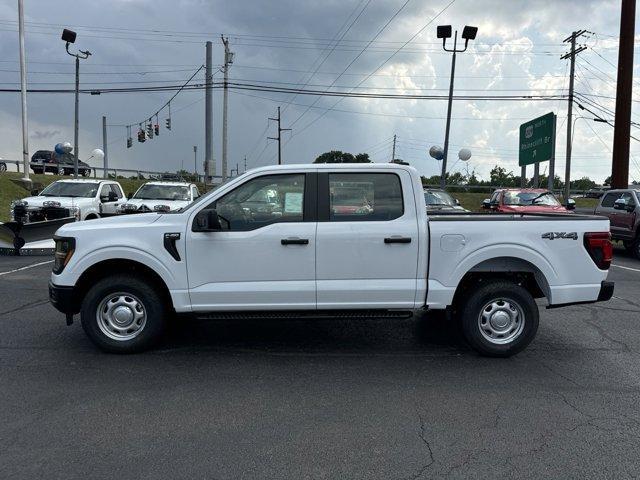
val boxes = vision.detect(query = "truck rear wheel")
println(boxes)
[80,275,167,353]
[624,239,640,260]
[459,281,539,357]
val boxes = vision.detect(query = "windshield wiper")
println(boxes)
[530,192,551,204]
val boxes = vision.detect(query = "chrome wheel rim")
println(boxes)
[477,297,525,345]
[96,292,146,341]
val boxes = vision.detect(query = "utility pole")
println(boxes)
[612,0,636,189]
[102,116,108,178]
[17,0,30,183]
[520,166,526,187]
[268,106,291,165]
[561,30,587,204]
[243,156,247,173]
[205,41,214,182]
[391,134,397,161]
[221,35,233,182]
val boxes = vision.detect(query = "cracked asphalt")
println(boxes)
[1,247,640,479]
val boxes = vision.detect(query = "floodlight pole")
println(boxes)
[65,42,91,178]
[440,32,458,189]
[440,29,475,189]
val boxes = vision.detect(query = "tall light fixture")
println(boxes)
[437,25,478,189]
[62,28,91,178]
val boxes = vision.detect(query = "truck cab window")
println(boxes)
[210,174,305,231]
[328,173,403,221]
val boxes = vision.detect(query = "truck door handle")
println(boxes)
[281,238,309,245]
[384,237,412,244]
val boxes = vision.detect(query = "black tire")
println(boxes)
[458,281,539,357]
[32,167,44,174]
[630,240,640,260]
[0,162,6,172]
[80,274,168,353]
[81,169,91,177]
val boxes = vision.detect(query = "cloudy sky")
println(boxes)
[0,0,637,183]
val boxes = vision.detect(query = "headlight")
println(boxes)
[119,203,139,213]
[10,200,28,221]
[154,204,171,212]
[53,237,76,275]
[68,206,80,220]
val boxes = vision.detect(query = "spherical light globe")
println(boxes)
[429,145,444,160]
[62,141,73,153]
[91,149,104,160]
[458,148,472,161]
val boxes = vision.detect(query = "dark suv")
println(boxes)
[30,150,91,176]
[594,189,640,258]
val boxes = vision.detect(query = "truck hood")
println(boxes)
[122,198,189,211]
[19,196,94,209]
[56,212,161,236]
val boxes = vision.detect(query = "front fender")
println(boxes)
[56,245,178,290]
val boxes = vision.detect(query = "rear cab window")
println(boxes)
[328,173,403,222]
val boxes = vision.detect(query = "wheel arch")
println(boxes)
[451,256,551,310]
[75,258,173,312]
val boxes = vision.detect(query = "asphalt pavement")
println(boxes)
[1,248,640,479]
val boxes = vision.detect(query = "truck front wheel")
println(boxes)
[459,281,539,357]
[80,275,167,353]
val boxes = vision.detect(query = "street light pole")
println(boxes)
[61,29,91,178]
[17,0,30,182]
[193,146,197,182]
[441,36,457,189]
[437,25,477,190]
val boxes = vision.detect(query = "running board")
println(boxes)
[195,309,414,321]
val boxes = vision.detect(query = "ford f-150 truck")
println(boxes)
[11,179,126,223]
[49,163,614,357]
[118,181,200,214]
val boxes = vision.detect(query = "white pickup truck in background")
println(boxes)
[11,179,127,223]
[49,163,614,357]
[118,181,200,214]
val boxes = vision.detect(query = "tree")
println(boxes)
[570,176,596,191]
[489,165,517,187]
[313,150,371,163]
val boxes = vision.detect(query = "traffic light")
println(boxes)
[165,118,171,130]
[146,122,153,139]
[154,124,160,136]
[127,137,132,148]
[137,129,146,143]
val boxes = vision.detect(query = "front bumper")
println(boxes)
[48,281,79,314]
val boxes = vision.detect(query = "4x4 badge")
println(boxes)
[542,232,578,240]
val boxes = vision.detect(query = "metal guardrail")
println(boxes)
[0,159,225,184]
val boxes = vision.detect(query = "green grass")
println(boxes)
[0,172,211,223]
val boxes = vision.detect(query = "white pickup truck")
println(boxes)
[49,163,614,357]
[11,179,126,222]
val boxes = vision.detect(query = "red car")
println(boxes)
[482,188,575,213]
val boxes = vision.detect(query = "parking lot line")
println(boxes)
[611,263,640,273]
[0,260,53,276]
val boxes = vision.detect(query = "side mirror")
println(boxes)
[127,192,133,199]
[192,209,223,232]
[31,189,40,196]
[455,198,460,206]
[613,198,627,210]
[101,191,118,203]
[482,199,491,209]
[566,198,576,210]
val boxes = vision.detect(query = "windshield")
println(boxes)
[133,184,190,201]
[39,182,99,198]
[503,191,561,207]
[424,190,456,206]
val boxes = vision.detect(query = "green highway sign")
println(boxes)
[519,112,556,167]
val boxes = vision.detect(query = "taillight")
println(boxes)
[583,232,612,270]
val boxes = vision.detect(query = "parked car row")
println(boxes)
[9,179,198,224]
